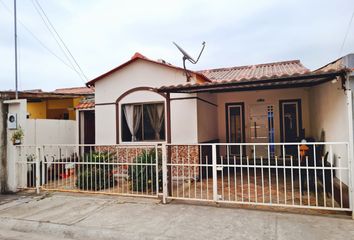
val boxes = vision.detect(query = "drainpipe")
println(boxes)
[345,74,354,219]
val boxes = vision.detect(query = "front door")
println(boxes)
[280,99,302,156]
[226,103,245,155]
[249,104,274,158]
[83,110,95,153]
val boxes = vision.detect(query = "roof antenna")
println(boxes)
[173,41,206,82]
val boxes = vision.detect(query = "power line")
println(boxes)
[339,8,354,57]
[32,0,88,81]
[30,0,87,83]
[0,0,79,73]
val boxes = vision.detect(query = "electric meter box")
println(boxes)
[7,113,17,130]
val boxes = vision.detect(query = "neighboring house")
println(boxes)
[1,86,94,151]
[1,87,94,191]
[0,87,93,120]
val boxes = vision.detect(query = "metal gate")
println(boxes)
[15,144,161,198]
[163,143,352,212]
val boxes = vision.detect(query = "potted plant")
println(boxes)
[11,127,24,145]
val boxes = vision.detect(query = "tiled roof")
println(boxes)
[158,68,348,93]
[86,52,210,87]
[54,87,94,95]
[0,90,92,99]
[199,60,309,82]
[76,97,95,110]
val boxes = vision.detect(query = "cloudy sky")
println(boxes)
[1,0,353,91]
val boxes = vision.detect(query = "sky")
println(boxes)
[0,0,354,91]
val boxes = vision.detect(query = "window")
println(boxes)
[121,102,165,142]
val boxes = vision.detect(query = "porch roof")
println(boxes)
[157,68,349,93]
[76,97,95,110]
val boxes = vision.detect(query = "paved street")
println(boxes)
[0,192,353,240]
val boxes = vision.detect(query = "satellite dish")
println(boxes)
[173,41,206,81]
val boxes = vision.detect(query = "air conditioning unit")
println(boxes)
[7,113,17,130]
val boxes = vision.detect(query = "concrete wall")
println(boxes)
[0,101,7,192]
[26,119,77,145]
[94,59,196,104]
[309,80,348,141]
[197,93,218,143]
[309,79,349,184]
[94,59,199,144]
[27,98,81,120]
[5,99,27,192]
[27,101,47,119]
[170,97,198,144]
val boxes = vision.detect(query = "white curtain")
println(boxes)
[123,105,142,141]
[146,104,164,140]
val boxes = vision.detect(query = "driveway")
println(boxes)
[0,192,353,240]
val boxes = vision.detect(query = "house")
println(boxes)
[85,53,353,148]
[83,52,354,209]
[0,87,93,120]
[5,52,354,213]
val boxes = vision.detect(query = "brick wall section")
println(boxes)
[93,146,149,175]
[170,145,200,179]
[91,145,200,179]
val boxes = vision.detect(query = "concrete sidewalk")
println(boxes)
[0,192,353,240]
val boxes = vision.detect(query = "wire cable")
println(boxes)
[33,0,88,81]
[30,0,86,83]
[0,0,78,73]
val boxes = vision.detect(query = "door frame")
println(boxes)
[225,102,246,144]
[279,99,302,142]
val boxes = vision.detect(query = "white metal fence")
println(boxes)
[164,142,352,211]
[15,144,161,198]
[15,142,352,212]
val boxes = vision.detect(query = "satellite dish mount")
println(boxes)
[173,41,206,82]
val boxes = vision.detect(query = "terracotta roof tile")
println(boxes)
[199,60,310,82]
[54,87,94,95]
[76,98,95,110]
[158,68,348,93]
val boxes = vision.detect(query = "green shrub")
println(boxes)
[128,149,162,192]
[76,152,113,190]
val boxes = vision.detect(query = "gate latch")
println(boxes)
[216,166,223,171]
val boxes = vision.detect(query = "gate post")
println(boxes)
[212,144,218,202]
[35,147,40,194]
[41,146,45,187]
[162,144,167,204]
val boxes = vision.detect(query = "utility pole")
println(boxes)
[14,0,18,99]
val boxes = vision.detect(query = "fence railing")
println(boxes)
[15,144,161,197]
[15,142,352,212]
[164,142,352,211]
